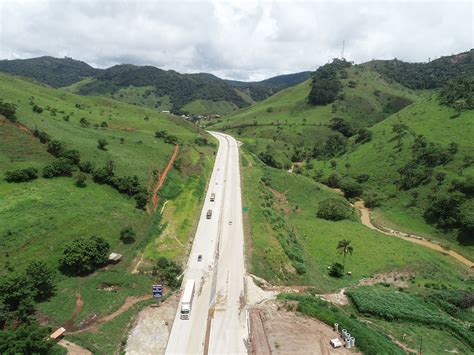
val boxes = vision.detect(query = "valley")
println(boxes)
[0,47,472,354]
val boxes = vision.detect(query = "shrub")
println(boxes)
[32,104,43,113]
[317,198,352,221]
[0,99,17,122]
[119,227,136,244]
[47,140,64,157]
[340,178,363,198]
[4,168,38,183]
[97,138,108,150]
[134,192,148,210]
[328,262,344,277]
[325,173,342,188]
[152,257,183,289]
[42,158,74,178]
[78,160,95,173]
[79,117,90,127]
[100,121,108,128]
[75,173,87,188]
[355,128,373,143]
[59,236,110,276]
[329,117,354,137]
[62,149,81,165]
[33,129,50,144]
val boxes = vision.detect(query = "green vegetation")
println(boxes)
[279,293,404,354]
[307,59,351,106]
[0,71,214,352]
[210,63,417,168]
[347,286,474,347]
[363,50,473,90]
[241,150,468,291]
[59,236,110,276]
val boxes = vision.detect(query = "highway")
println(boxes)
[165,132,248,354]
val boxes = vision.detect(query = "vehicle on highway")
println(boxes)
[197,255,202,262]
[180,280,195,320]
[207,209,212,219]
[210,193,215,202]
[228,220,232,225]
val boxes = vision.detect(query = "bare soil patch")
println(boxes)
[125,294,179,355]
[251,300,355,355]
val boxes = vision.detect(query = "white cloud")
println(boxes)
[0,0,472,81]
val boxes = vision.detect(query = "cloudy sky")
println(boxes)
[0,0,472,81]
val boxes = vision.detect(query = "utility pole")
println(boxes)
[341,40,345,59]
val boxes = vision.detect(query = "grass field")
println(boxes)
[0,72,214,351]
[308,95,474,258]
[241,150,470,292]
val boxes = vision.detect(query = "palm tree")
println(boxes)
[336,239,353,270]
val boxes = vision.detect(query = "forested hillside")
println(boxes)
[0,56,99,87]
[0,57,312,115]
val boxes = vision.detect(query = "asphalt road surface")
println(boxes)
[165,132,247,355]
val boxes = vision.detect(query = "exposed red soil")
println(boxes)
[150,144,179,212]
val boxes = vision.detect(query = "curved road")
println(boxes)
[165,132,247,354]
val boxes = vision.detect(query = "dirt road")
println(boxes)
[354,201,473,268]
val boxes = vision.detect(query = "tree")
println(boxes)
[4,168,38,183]
[336,239,353,270]
[328,262,344,278]
[0,99,17,122]
[424,192,464,229]
[317,198,352,221]
[75,173,87,187]
[59,236,110,276]
[97,138,108,150]
[0,322,55,354]
[323,134,347,157]
[119,227,136,244]
[32,104,43,114]
[100,121,108,128]
[25,261,56,302]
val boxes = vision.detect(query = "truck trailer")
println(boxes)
[180,280,195,320]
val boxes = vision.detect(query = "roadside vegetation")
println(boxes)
[0,72,214,352]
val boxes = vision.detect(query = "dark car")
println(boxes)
[197,255,203,262]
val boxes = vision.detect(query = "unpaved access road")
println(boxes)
[355,201,473,268]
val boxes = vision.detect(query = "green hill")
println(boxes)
[0,57,312,116]
[0,56,99,87]
[0,72,214,351]
[209,63,418,167]
[210,52,473,260]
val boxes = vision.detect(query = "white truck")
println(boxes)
[180,280,195,320]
